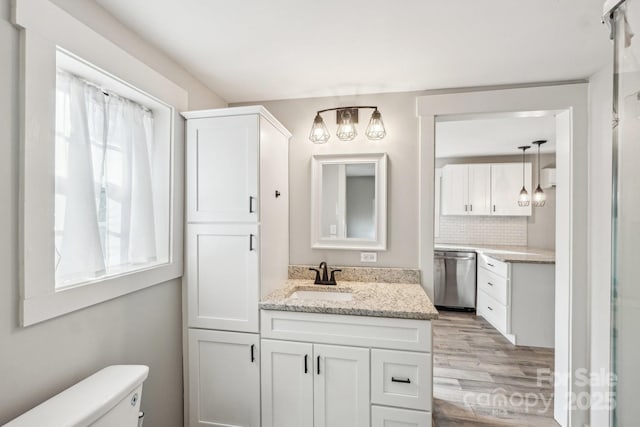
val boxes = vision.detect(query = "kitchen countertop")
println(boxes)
[260,279,439,320]
[435,243,555,264]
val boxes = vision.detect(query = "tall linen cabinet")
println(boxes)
[182,106,291,427]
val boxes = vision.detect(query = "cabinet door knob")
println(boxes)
[275,190,281,198]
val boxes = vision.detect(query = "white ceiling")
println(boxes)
[435,115,556,158]
[95,0,611,103]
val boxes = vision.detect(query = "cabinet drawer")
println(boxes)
[477,253,509,278]
[477,290,508,333]
[371,350,431,411]
[372,406,432,427]
[477,267,509,305]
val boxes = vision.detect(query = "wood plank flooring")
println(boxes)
[433,311,559,427]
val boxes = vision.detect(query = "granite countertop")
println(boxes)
[435,244,555,264]
[260,279,439,320]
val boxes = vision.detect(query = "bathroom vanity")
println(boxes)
[259,275,438,427]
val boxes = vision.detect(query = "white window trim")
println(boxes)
[13,0,188,326]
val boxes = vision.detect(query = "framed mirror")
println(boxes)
[311,153,387,250]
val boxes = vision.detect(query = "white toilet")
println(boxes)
[4,365,149,427]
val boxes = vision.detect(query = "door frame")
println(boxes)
[417,83,588,427]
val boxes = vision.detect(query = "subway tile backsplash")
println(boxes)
[435,215,527,246]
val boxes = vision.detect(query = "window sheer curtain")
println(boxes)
[55,71,157,287]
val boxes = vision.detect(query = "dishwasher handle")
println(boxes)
[435,255,475,261]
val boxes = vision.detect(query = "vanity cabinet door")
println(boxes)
[188,330,260,427]
[313,344,370,427]
[261,340,314,427]
[186,114,259,223]
[187,223,259,332]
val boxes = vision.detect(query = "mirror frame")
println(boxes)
[310,153,387,250]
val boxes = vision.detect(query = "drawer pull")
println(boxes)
[487,282,494,286]
[391,377,411,384]
[487,263,495,267]
[488,306,493,311]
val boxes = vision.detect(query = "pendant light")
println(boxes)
[532,140,547,207]
[309,113,331,144]
[517,145,531,207]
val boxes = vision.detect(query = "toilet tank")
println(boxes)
[5,365,149,427]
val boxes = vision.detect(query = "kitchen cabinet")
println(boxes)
[491,163,532,216]
[441,164,491,215]
[440,162,531,216]
[476,253,555,347]
[261,310,433,426]
[188,329,260,427]
[261,340,369,427]
[183,106,291,427]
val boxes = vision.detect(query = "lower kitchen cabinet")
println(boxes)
[372,406,432,427]
[188,329,260,427]
[261,340,370,427]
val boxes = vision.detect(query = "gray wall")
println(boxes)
[235,92,421,268]
[436,154,557,250]
[0,1,225,425]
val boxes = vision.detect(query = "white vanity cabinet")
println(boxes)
[440,162,531,216]
[476,253,555,348]
[260,310,433,427]
[261,340,370,427]
[183,106,291,427]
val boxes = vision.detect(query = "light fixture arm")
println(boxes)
[315,106,379,114]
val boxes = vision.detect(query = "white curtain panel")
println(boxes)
[54,71,156,286]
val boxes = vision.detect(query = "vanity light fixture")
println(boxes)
[308,106,386,143]
[517,145,531,207]
[532,140,547,207]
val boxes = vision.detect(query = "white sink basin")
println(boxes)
[289,290,353,302]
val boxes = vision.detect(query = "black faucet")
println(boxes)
[309,262,342,286]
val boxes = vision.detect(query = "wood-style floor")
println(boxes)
[432,311,559,427]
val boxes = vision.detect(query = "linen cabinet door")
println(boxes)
[188,329,260,427]
[186,114,259,223]
[313,344,370,427]
[261,340,313,427]
[187,223,259,332]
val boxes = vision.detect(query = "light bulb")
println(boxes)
[309,113,330,144]
[533,185,546,207]
[518,187,530,207]
[365,109,386,140]
[336,110,357,141]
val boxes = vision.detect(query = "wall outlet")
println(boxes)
[329,224,337,235]
[360,252,377,263]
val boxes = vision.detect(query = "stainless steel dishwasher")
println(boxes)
[434,250,476,310]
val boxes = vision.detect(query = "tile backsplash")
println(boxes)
[435,215,527,246]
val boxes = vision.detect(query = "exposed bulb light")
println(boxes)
[308,106,386,143]
[365,109,386,140]
[309,113,331,144]
[517,145,531,207]
[336,110,357,141]
[532,140,547,207]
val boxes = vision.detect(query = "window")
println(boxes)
[15,0,187,326]
[54,69,168,288]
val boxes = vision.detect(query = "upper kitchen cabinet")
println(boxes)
[441,164,491,216]
[441,162,531,217]
[184,106,291,223]
[491,163,532,216]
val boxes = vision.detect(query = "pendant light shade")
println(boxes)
[532,140,547,207]
[517,146,531,207]
[365,109,386,140]
[336,110,357,141]
[309,113,331,144]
